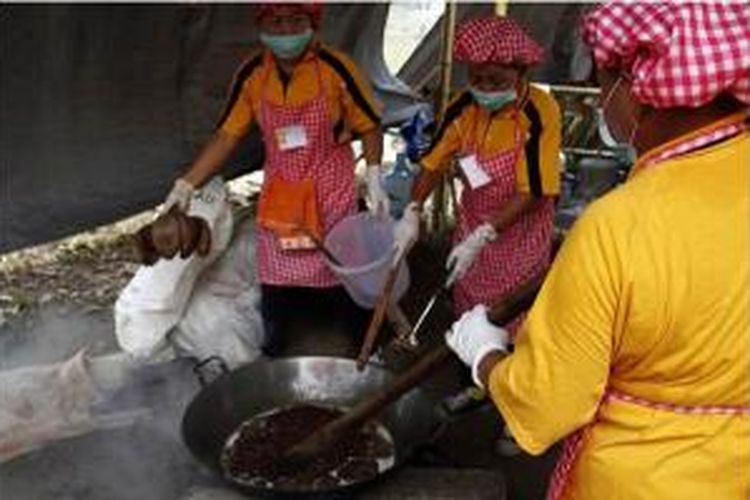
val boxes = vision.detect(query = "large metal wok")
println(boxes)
[181,356,440,497]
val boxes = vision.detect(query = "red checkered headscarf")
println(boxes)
[454,16,544,67]
[256,3,323,29]
[582,2,750,108]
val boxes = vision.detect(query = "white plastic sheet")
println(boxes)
[0,350,96,463]
[0,350,148,464]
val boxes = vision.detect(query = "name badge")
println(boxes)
[458,155,492,189]
[275,125,308,151]
[279,236,316,251]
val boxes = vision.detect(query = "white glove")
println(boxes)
[392,202,420,267]
[161,178,194,213]
[446,222,497,287]
[445,304,509,388]
[365,164,390,217]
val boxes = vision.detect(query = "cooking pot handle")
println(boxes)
[193,356,230,386]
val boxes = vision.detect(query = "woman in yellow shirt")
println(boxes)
[159,4,385,356]
[445,3,750,499]
[393,16,561,329]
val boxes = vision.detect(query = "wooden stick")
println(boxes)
[298,226,343,267]
[486,274,545,326]
[284,274,545,464]
[356,259,402,370]
[285,344,453,464]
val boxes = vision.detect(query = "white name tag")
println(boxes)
[275,125,308,151]
[458,155,492,189]
[279,236,316,251]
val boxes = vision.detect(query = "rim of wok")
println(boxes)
[180,356,440,497]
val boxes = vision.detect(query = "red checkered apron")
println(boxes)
[546,119,749,500]
[453,113,555,333]
[256,61,356,287]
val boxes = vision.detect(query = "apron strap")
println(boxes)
[546,387,750,500]
[606,389,750,415]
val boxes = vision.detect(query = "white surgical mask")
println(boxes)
[597,108,626,149]
[598,75,638,165]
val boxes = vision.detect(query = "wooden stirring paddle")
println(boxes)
[283,274,545,465]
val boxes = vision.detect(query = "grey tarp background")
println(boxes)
[1,3,587,253]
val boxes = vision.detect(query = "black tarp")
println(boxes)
[2,3,427,252]
[1,3,586,253]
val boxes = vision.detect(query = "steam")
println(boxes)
[0,307,212,499]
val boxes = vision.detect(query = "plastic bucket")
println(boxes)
[324,213,410,309]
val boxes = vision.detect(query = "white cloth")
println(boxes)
[162,178,195,213]
[364,164,390,217]
[445,304,509,388]
[392,201,420,267]
[446,222,497,287]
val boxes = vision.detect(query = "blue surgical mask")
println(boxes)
[469,87,517,112]
[260,29,313,59]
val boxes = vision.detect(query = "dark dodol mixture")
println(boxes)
[221,404,395,492]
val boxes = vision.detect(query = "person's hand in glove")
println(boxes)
[161,178,195,214]
[392,202,420,267]
[445,304,509,388]
[446,222,497,287]
[365,164,390,217]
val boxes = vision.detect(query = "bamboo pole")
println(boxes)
[437,0,457,120]
[430,0,458,235]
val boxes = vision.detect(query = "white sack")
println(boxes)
[171,215,264,368]
[114,177,233,361]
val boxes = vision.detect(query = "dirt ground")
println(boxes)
[0,212,149,331]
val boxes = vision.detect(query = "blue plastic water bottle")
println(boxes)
[400,109,433,162]
[383,153,418,220]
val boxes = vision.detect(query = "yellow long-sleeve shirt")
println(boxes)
[490,121,750,499]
